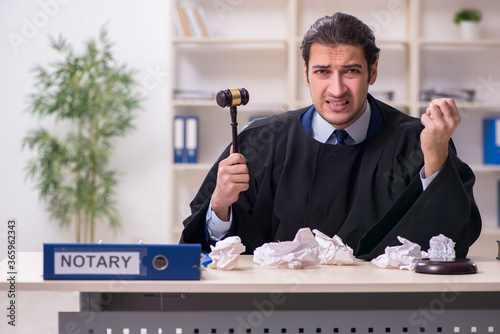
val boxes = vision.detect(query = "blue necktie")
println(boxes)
[335,129,349,145]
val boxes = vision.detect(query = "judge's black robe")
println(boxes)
[180,97,482,260]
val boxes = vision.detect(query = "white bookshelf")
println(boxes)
[168,0,500,242]
[470,165,500,173]
[172,37,288,44]
[420,39,500,47]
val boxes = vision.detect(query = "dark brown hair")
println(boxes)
[301,12,380,81]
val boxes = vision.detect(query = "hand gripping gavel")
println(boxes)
[216,88,249,153]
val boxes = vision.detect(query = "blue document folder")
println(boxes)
[174,116,185,163]
[483,118,500,164]
[43,243,201,280]
[185,116,198,163]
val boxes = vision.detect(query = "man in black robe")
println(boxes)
[180,13,481,260]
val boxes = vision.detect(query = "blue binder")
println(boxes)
[174,116,185,163]
[483,118,500,165]
[43,243,201,280]
[185,116,198,163]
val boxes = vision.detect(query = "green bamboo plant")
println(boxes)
[23,28,141,243]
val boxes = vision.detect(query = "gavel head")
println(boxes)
[216,88,249,108]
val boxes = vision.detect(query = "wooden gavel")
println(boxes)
[216,88,249,153]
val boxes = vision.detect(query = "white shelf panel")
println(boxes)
[173,163,212,171]
[470,165,500,173]
[420,39,500,48]
[377,39,410,47]
[173,100,287,112]
[173,37,288,45]
[172,99,215,107]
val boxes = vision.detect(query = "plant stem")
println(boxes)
[89,83,99,244]
[75,120,83,243]
[75,206,80,243]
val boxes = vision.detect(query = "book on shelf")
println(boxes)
[194,7,214,37]
[174,7,192,37]
[173,6,214,38]
[172,7,184,37]
[185,7,203,37]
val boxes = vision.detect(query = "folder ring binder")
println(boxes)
[153,254,169,271]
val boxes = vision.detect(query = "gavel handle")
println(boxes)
[230,106,239,153]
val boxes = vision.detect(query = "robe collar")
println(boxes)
[300,94,384,143]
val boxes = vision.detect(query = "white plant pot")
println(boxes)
[460,21,480,40]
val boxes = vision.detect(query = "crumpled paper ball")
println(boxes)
[371,234,458,271]
[253,228,320,269]
[422,234,456,260]
[371,236,423,271]
[208,236,246,270]
[313,229,354,265]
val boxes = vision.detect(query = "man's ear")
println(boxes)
[303,61,310,86]
[369,60,378,85]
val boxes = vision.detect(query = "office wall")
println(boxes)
[0,0,173,251]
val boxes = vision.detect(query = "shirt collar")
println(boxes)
[311,100,372,144]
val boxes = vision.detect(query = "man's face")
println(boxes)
[304,43,378,130]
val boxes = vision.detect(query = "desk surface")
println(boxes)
[1,251,499,294]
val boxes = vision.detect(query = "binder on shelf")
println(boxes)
[185,116,199,163]
[174,116,185,163]
[43,243,202,280]
[498,181,500,227]
[173,116,198,163]
[483,118,500,164]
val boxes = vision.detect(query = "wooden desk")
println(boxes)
[2,249,500,334]
[3,252,500,294]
